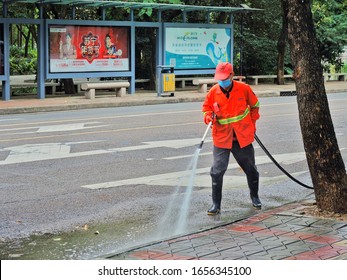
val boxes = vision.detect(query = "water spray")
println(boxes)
[198,121,213,149]
[157,119,214,236]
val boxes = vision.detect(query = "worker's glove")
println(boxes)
[204,113,213,125]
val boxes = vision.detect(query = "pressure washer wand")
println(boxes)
[198,120,213,149]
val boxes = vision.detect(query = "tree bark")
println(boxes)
[276,2,288,85]
[282,0,347,213]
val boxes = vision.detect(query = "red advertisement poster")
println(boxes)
[49,25,129,73]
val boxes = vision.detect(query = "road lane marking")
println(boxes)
[0,122,107,134]
[0,109,201,128]
[0,138,209,165]
[0,118,23,122]
[81,152,308,189]
[0,141,108,165]
[163,143,263,160]
[0,121,201,143]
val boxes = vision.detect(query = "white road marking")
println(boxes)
[37,122,106,133]
[0,122,107,134]
[0,141,105,165]
[164,144,260,160]
[0,138,210,165]
[163,151,212,160]
[81,152,307,189]
[0,118,23,122]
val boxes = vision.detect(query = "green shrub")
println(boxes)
[10,45,37,75]
[342,62,347,73]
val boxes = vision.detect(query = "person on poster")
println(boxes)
[104,34,117,58]
[59,32,77,59]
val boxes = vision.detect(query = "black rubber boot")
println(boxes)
[251,196,262,209]
[207,203,220,215]
[207,178,222,215]
[248,177,261,209]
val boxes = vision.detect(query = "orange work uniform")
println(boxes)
[202,81,260,149]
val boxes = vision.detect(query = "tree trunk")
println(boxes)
[282,0,347,213]
[276,2,288,85]
[61,78,76,95]
[30,25,37,49]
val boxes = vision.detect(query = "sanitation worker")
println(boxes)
[202,62,261,215]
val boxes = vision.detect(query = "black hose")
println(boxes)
[254,134,314,190]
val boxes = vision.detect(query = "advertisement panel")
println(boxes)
[165,27,231,70]
[49,25,129,73]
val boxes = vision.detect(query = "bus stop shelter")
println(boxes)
[0,0,260,101]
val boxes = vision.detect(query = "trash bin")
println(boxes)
[157,65,175,97]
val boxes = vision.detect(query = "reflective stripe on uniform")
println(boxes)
[217,108,250,125]
[251,101,260,108]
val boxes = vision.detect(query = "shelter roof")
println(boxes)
[1,0,261,13]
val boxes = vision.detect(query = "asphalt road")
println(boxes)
[1,92,346,259]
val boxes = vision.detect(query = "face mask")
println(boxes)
[218,79,231,89]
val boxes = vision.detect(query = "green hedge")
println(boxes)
[10,46,37,75]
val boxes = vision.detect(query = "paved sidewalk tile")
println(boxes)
[106,203,347,260]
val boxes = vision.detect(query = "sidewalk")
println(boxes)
[104,200,347,260]
[1,81,346,115]
[1,81,347,261]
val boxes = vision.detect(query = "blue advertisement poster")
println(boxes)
[165,27,231,70]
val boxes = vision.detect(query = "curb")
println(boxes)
[0,96,206,115]
[0,87,346,115]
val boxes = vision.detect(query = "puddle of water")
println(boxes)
[0,217,158,260]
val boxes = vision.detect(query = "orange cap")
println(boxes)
[214,62,233,80]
